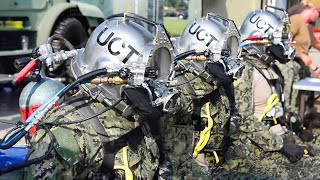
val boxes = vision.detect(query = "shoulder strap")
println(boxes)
[66,92,149,175]
[176,74,223,131]
[247,60,284,101]
[64,93,116,173]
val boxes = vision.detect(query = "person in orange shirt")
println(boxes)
[277,0,320,113]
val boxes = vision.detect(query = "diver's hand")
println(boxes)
[314,67,320,78]
[281,141,304,163]
[298,130,315,142]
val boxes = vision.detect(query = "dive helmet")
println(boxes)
[71,13,177,116]
[175,13,243,80]
[240,6,295,63]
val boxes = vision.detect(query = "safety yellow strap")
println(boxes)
[258,93,279,124]
[114,146,133,180]
[213,151,220,164]
[193,103,214,158]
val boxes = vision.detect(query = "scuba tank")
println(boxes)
[15,44,67,134]
[19,76,65,134]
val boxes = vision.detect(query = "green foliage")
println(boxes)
[163,17,189,37]
[165,0,188,9]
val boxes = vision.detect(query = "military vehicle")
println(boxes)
[0,0,163,84]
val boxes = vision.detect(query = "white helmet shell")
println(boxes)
[240,8,295,62]
[240,10,284,39]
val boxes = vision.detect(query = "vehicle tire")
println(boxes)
[52,17,88,51]
[178,14,184,19]
[49,17,89,83]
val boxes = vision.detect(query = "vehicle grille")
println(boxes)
[0,31,24,51]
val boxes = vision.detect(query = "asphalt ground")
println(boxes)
[0,87,24,144]
[0,86,24,180]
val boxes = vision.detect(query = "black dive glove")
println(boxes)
[281,141,304,163]
[298,130,315,142]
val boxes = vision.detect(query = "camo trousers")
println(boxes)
[224,138,320,180]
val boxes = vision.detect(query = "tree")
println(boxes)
[165,0,188,10]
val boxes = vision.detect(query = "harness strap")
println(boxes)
[258,93,279,124]
[114,146,133,180]
[176,74,223,164]
[100,122,151,174]
[64,93,115,173]
[247,59,285,122]
[193,103,215,158]
[247,59,283,99]
[65,92,147,178]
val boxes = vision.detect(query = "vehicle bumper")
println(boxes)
[0,74,14,84]
[0,49,32,57]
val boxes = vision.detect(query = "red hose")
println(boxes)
[245,35,265,41]
[12,59,37,85]
[314,28,320,33]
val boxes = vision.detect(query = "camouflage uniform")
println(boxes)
[25,91,159,179]
[276,59,311,112]
[226,55,320,179]
[159,72,243,179]
[24,71,268,180]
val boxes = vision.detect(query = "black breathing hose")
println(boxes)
[174,50,197,63]
[47,34,75,50]
[45,98,123,126]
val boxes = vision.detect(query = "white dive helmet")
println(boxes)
[175,13,242,79]
[71,13,175,116]
[239,6,295,63]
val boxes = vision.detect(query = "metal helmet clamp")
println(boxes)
[240,6,295,63]
[71,13,177,115]
[175,13,243,80]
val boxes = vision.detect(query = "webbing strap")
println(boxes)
[193,103,214,158]
[258,93,279,124]
[113,146,133,180]
[64,93,115,172]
